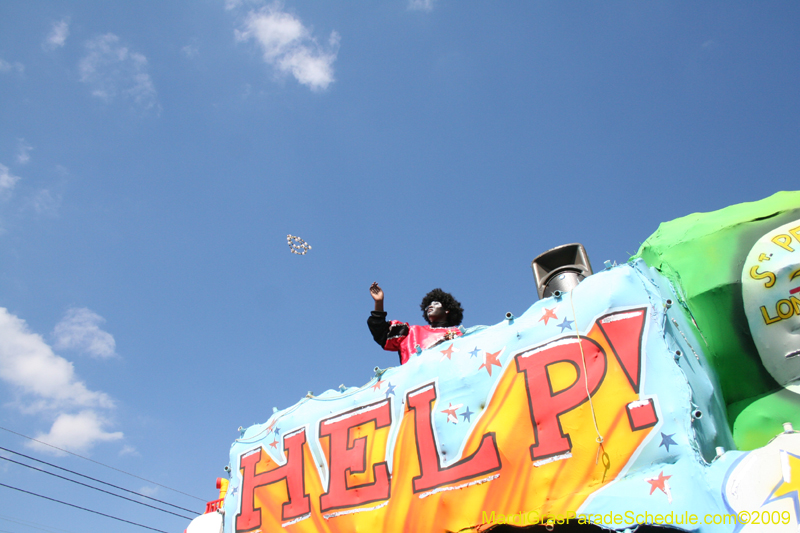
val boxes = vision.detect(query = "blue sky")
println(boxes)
[0,1,798,531]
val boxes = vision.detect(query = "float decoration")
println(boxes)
[186,191,800,533]
[631,190,800,451]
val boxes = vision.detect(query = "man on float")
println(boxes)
[368,282,464,365]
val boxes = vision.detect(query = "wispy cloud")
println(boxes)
[78,33,159,111]
[43,18,70,50]
[224,0,263,11]
[0,307,121,455]
[181,44,199,58]
[0,164,21,196]
[119,444,139,457]
[408,0,435,12]
[29,411,123,455]
[16,139,32,165]
[28,188,62,217]
[0,58,24,75]
[235,3,339,91]
[139,485,161,497]
[53,307,117,359]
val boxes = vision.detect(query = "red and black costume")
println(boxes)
[368,311,462,365]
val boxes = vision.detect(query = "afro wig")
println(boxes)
[420,288,464,326]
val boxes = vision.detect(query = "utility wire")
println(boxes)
[0,513,80,533]
[0,426,205,502]
[0,455,194,520]
[0,446,199,515]
[0,482,170,533]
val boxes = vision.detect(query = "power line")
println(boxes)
[0,513,81,533]
[0,482,171,533]
[0,455,194,520]
[0,446,199,515]
[0,426,205,502]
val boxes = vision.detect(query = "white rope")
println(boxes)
[569,291,605,461]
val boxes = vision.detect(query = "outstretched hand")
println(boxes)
[370,282,384,302]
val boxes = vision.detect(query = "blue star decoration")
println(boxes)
[274,427,281,436]
[460,406,473,422]
[557,317,574,332]
[469,346,480,359]
[659,432,677,452]
[385,382,396,398]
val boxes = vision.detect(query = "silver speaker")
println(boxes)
[531,243,593,299]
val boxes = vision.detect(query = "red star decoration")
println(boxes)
[265,419,276,435]
[371,380,384,391]
[269,438,280,449]
[441,403,459,423]
[479,350,503,376]
[539,307,558,325]
[440,344,455,360]
[647,471,671,495]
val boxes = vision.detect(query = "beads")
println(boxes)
[287,234,312,255]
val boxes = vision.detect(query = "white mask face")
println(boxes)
[742,218,800,391]
[426,301,445,320]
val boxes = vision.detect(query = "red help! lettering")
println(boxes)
[235,429,310,531]
[407,383,502,493]
[319,399,392,513]
[515,337,607,460]
[514,308,647,461]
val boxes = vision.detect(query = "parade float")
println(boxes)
[186,191,800,533]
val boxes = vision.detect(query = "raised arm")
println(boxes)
[370,282,384,313]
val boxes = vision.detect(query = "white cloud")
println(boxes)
[0,58,24,74]
[29,411,123,455]
[0,307,114,412]
[181,44,199,58]
[408,0,435,11]
[0,308,121,455]
[235,4,339,91]
[43,18,70,50]
[139,485,161,497]
[0,164,21,196]
[53,307,117,359]
[16,139,32,165]
[79,33,159,111]
[119,444,139,457]
[28,188,62,217]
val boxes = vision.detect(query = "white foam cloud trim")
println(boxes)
[0,164,21,195]
[0,307,114,411]
[44,18,70,50]
[236,4,339,91]
[28,411,123,455]
[53,307,117,359]
[78,33,159,110]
